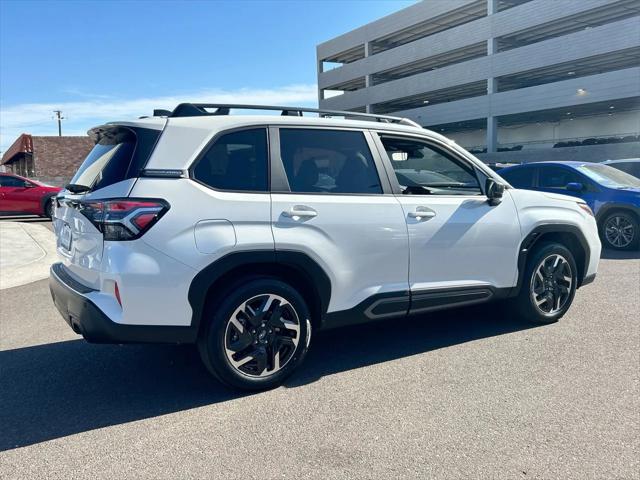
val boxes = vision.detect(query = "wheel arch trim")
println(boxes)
[514,223,591,293]
[187,250,332,335]
[596,203,640,223]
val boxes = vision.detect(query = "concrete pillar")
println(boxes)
[364,41,372,113]
[487,116,498,153]
[487,0,498,15]
[317,58,324,105]
[486,0,499,151]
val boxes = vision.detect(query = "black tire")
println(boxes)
[599,211,639,251]
[43,199,54,219]
[510,242,578,324]
[198,276,312,391]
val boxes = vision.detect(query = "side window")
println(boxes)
[279,129,382,194]
[380,136,481,195]
[538,166,582,190]
[0,176,28,187]
[617,162,640,178]
[500,167,535,188]
[193,128,268,192]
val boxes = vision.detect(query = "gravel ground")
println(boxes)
[0,247,638,479]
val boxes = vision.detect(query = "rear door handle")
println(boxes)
[283,205,318,219]
[408,207,436,220]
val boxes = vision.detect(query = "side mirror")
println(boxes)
[486,178,505,206]
[566,182,583,192]
[24,182,36,188]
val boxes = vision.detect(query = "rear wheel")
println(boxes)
[600,211,639,251]
[510,242,577,324]
[198,277,312,390]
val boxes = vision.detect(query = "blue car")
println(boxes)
[499,161,640,251]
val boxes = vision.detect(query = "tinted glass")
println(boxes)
[0,176,28,187]
[380,136,481,195]
[578,164,640,188]
[71,128,135,189]
[193,129,269,192]
[279,129,382,195]
[500,167,535,188]
[538,166,583,189]
[605,162,640,180]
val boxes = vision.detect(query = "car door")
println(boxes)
[0,176,19,212]
[535,165,599,212]
[270,126,409,321]
[0,175,34,212]
[372,133,521,313]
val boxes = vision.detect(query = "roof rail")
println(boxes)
[158,103,421,128]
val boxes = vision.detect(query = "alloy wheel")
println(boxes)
[604,215,634,248]
[224,293,300,378]
[530,254,573,316]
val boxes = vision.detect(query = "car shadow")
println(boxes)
[0,304,534,451]
[0,215,50,223]
[600,248,640,260]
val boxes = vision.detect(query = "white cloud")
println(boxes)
[0,84,318,152]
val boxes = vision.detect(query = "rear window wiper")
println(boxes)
[65,183,92,194]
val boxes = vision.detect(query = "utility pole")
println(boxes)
[53,110,64,136]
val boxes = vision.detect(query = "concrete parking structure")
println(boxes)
[317,0,640,163]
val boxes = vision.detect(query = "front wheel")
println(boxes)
[600,211,639,251]
[510,242,578,324]
[198,277,312,390]
[44,199,55,219]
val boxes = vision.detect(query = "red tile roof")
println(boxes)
[1,134,33,165]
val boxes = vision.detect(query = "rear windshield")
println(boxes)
[70,126,160,190]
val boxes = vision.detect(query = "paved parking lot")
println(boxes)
[0,219,638,479]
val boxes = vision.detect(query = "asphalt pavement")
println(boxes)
[0,220,638,479]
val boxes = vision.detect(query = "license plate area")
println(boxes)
[60,223,72,251]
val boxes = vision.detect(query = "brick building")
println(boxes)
[1,134,94,186]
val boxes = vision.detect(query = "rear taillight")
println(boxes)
[79,198,169,240]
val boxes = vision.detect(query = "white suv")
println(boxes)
[50,104,601,390]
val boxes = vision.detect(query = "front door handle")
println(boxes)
[408,207,436,220]
[283,205,318,219]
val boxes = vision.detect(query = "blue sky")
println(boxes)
[0,0,415,152]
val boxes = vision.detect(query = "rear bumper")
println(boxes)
[49,263,197,344]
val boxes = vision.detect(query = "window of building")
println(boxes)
[279,129,382,195]
[380,136,481,195]
[193,128,269,192]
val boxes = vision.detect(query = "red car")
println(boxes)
[0,173,61,218]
